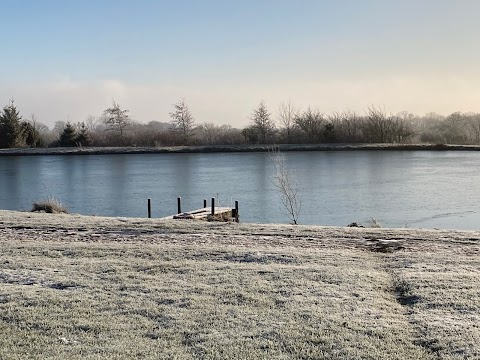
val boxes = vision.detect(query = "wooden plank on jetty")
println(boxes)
[160,207,235,221]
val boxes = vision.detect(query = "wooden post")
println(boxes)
[203,199,207,208]
[147,199,152,218]
[177,197,182,214]
[235,200,239,223]
[211,197,215,216]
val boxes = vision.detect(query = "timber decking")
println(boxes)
[160,207,235,221]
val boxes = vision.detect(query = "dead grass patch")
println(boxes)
[31,197,68,214]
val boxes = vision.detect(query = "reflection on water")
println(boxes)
[0,151,479,230]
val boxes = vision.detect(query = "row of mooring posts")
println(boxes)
[147,197,239,222]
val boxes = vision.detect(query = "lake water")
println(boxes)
[1,151,479,230]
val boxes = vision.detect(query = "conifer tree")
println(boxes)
[21,121,42,147]
[59,122,78,147]
[76,122,92,146]
[0,100,23,148]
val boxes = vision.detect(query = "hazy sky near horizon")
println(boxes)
[1,0,479,128]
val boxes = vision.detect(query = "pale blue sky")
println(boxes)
[1,0,479,127]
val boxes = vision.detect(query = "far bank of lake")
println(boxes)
[1,143,480,157]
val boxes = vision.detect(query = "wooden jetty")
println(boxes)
[155,197,239,222]
[160,207,236,221]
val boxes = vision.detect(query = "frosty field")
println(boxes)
[0,211,479,359]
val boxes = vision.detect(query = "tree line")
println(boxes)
[1,98,480,149]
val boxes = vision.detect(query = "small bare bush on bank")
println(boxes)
[269,146,302,224]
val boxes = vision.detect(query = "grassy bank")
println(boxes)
[1,143,480,156]
[0,211,479,359]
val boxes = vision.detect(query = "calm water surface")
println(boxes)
[1,151,479,230]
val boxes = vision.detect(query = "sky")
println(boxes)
[1,0,479,128]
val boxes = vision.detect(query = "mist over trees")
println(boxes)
[2,98,480,149]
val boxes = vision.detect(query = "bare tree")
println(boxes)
[31,114,52,146]
[251,101,275,144]
[197,122,219,145]
[467,113,480,144]
[294,107,324,142]
[418,112,446,143]
[424,112,469,144]
[103,101,131,136]
[269,147,301,225]
[30,113,38,135]
[170,99,195,144]
[363,106,387,143]
[338,110,364,143]
[84,114,103,131]
[390,113,415,143]
[278,101,297,143]
[53,120,66,135]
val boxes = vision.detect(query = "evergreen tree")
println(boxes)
[323,123,336,143]
[59,122,78,147]
[0,100,23,148]
[21,121,43,147]
[75,122,92,146]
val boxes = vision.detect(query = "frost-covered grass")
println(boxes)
[0,211,479,359]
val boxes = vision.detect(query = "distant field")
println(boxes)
[0,211,479,359]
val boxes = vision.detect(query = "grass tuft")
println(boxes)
[369,217,382,228]
[31,196,68,214]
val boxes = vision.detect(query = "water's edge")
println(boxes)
[1,143,480,156]
[2,209,479,236]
